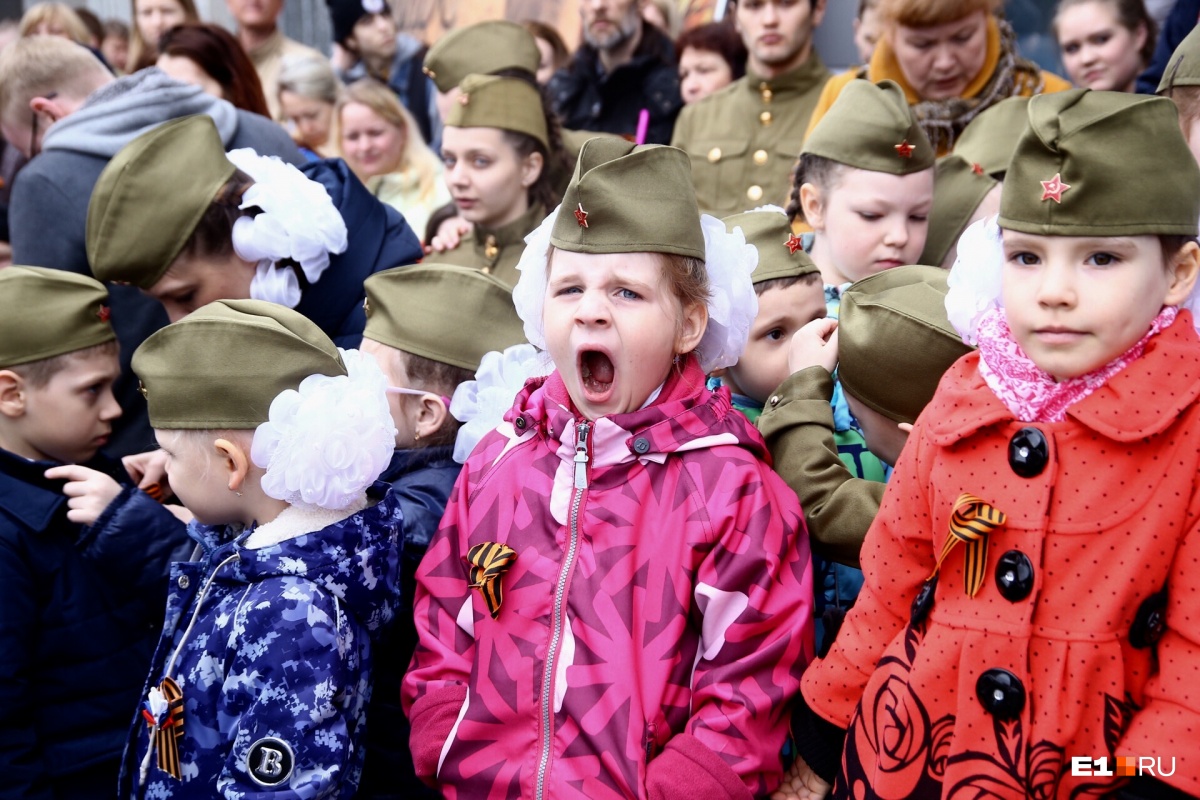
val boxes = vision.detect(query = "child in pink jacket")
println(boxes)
[402,138,815,799]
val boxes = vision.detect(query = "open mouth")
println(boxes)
[579,349,615,402]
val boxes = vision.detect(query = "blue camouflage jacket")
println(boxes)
[119,484,403,799]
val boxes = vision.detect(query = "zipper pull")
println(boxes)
[573,422,590,490]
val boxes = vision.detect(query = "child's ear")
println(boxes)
[799,183,825,231]
[0,371,26,419]
[414,394,449,441]
[1165,240,1200,307]
[676,300,708,356]
[213,437,250,493]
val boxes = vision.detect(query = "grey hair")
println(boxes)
[277,54,341,105]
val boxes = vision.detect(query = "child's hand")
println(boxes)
[425,216,473,254]
[122,449,172,501]
[772,756,832,800]
[44,465,123,526]
[787,318,840,375]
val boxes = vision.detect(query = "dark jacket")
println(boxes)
[358,446,460,800]
[548,20,682,145]
[0,448,191,800]
[8,106,303,459]
[1136,0,1200,94]
[295,158,424,348]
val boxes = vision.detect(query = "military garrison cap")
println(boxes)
[802,79,935,174]
[1158,23,1200,94]
[952,96,1030,179]
[422,21,541,94]
[133,300,346,429]
[552,137,704,260]
[88,115,235,289]
[920,154,1000,268]
[446,74,549,149]
[999,89,1200,236]
[838,266,971,424]
[363,264,527,372]
[0,267,116,368]
[722,208,819,284]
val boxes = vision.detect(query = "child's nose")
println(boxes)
[1036,264,1077,307]
[574,290,611,325]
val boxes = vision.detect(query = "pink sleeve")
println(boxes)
[646,733,753,800]
[683,458,816,796]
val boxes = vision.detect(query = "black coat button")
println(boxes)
[514,417,526,429]
[995,550,1034,602]
[976,668,1025,720]
[1008,427,1048,477]
[632,437,651,454]
[910,576,936,627]
[1129,589,1168,649]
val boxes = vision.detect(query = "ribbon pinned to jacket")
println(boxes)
[465,541,518,619]
[931,493,1007,596]
[142,676,185,779]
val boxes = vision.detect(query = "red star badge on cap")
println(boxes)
[972,162,984,176]
[574,203,589,228]
[1040,173,1071,203]
[96,305,111,322]
[784,233,804,254]
[894,139,915,158]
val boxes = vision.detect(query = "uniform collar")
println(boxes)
[247,28,284,65]
[744,52,829,96]
[472,203,546,251]
[926,311,1200,444]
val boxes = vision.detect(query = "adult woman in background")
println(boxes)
[278,55,341,159]
[126,0,197,71]
[18,3,91,44]
[337,78,448,239]
[807,0,1071,154]
[156,23,271,117]
[524,19,570,86]
[1054,0,1155,91]
[675,20,746,105]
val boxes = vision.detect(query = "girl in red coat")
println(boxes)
[781,89,1200,800]
[403,137,815,799]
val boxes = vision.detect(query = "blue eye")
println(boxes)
[619,288,641,300]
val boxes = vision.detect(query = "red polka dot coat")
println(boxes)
[802,311,1200,799]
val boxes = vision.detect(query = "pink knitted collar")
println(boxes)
[976,306,1178,423]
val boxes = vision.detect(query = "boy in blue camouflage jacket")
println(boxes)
[118,300,403,799]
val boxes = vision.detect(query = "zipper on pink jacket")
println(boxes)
[536,420,589,800]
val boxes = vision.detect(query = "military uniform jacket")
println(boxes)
[801,313,1200,798]
[119,486,403,799]
[435,203,546,288]
[671,57,831,217]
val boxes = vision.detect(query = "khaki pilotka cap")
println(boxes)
[0,267,116,368]
[422,21,541,94]
[802,79,935,174]
[552,137,705,259]
[88,115,235,289]
[1157,23,1200,93]
[1000,89,1200,236]
[838,266,971,424]
[446,74,549,149]
[952,96,1031,179]
[132,300,346,429]
[363,264,528,372]
[722,209,819,284]
[919,154,1000,267]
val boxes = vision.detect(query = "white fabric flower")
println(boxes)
[449,344,553,464]
[510,208,758,373]
[227,148,348,309]
[945,215,1005,346]
[251,349,396,511]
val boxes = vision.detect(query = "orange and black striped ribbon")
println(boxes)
[465,542,518,619]
[141,677,185,779]
[930,493,1007,597]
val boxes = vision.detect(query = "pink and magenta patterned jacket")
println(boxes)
[403,356,815,800]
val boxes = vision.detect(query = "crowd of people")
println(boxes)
[2,0,1200,798]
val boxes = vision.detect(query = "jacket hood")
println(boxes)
[43,68,239,158]
[504,354,772,466]
[190,483,403,633]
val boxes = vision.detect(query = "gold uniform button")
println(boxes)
[707,146,722,162]
[761,88,773,103]
[769,395,781,407]
[747,185,763,202]
[760,111,772,126]
[753,149,769,165]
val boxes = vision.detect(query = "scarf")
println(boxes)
[976,305,1178,423]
